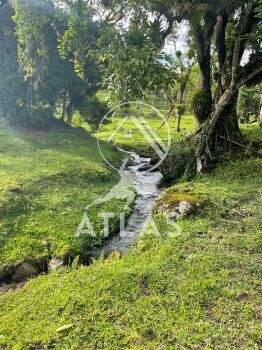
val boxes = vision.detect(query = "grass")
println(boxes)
[241,122,262,143]
[0,123,129,278]
[94,112,196,155]
[0,123,261,349]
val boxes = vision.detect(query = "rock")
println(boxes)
[169,211,181,220]
[169,201,195,220]
[11,262,39,282]
[178,201,193,217]
[139,164,151,171]
[48,258,64,271]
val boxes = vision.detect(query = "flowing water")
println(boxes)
[91,150,163,257]
[0,150,163,293]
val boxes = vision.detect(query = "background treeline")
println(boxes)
[0,0,261,167]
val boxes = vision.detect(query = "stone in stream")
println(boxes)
[11,262,39,282]
[139,164,152,172]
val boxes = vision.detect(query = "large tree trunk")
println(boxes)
[196,88,237,173]
[259,99,262,127]
[66,100,75,124]
[214,90,242,144]
[177,112,182,132]
[61,92,67,121]
[192,17,216,125]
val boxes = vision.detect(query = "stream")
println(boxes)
[91,150,163,257]
[0,150,163,293]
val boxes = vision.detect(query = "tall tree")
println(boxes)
[104,0,262,171]
[0,0,28,123]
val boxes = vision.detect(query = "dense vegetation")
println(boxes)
[0,0,261,349]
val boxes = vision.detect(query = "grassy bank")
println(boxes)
[94,113,196,155]
[0,123,127,279]
[0,131,261,348]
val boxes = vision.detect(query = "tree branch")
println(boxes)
[214,13,228,71]
[237,67,262,88]
[231,2,256,88]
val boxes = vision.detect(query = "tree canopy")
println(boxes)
[0,0,261,168]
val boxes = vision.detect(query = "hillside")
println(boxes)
[0,124,261,349]
[0,123,126,281]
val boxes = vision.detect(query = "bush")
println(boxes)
[238,86,261,123]
[79,96,109,129]
[160,139,197,182]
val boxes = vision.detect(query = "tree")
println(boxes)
[238,85,261,123]
[98,15,175,102]
[104,0,262,171]
[9,0,105,127]
[0,0,28,123]
[12,0,78,125]
[56,0,110,126]
[162,46,196,132]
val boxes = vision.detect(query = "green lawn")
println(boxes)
[241,122,262,142]
[0,124,261,349]
[94,113,196,155]
[0,124,127,278]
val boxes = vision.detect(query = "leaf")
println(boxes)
[56,324,73,333]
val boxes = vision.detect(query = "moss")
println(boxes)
[191,89,212,123]
[0,154,261,349]
[156,188,205,212]
[160,139,197,182]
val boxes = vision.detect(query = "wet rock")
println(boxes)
[139,164,151,172]
[48,258,64,271]
[11,262,39,282]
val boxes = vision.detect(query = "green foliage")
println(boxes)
[103,44,172,100]
[79,96,109,129]
[12,0,86,125]
[2,0,106,126]
[191,88,212,123]
[58,1,100,84]
[0,1,28,122]
[13,0,54,80]
[0,148,261,349]
[238,86,261,123]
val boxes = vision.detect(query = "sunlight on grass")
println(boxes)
[0,151,261,349]
[95,113,196,154]
[0,126,126,273]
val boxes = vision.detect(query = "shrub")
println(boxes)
[160,139,196,182]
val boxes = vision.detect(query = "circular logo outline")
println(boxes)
[97,101,171,172]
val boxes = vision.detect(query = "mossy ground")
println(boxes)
[0,123,128,277]
[0,123,261,349]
